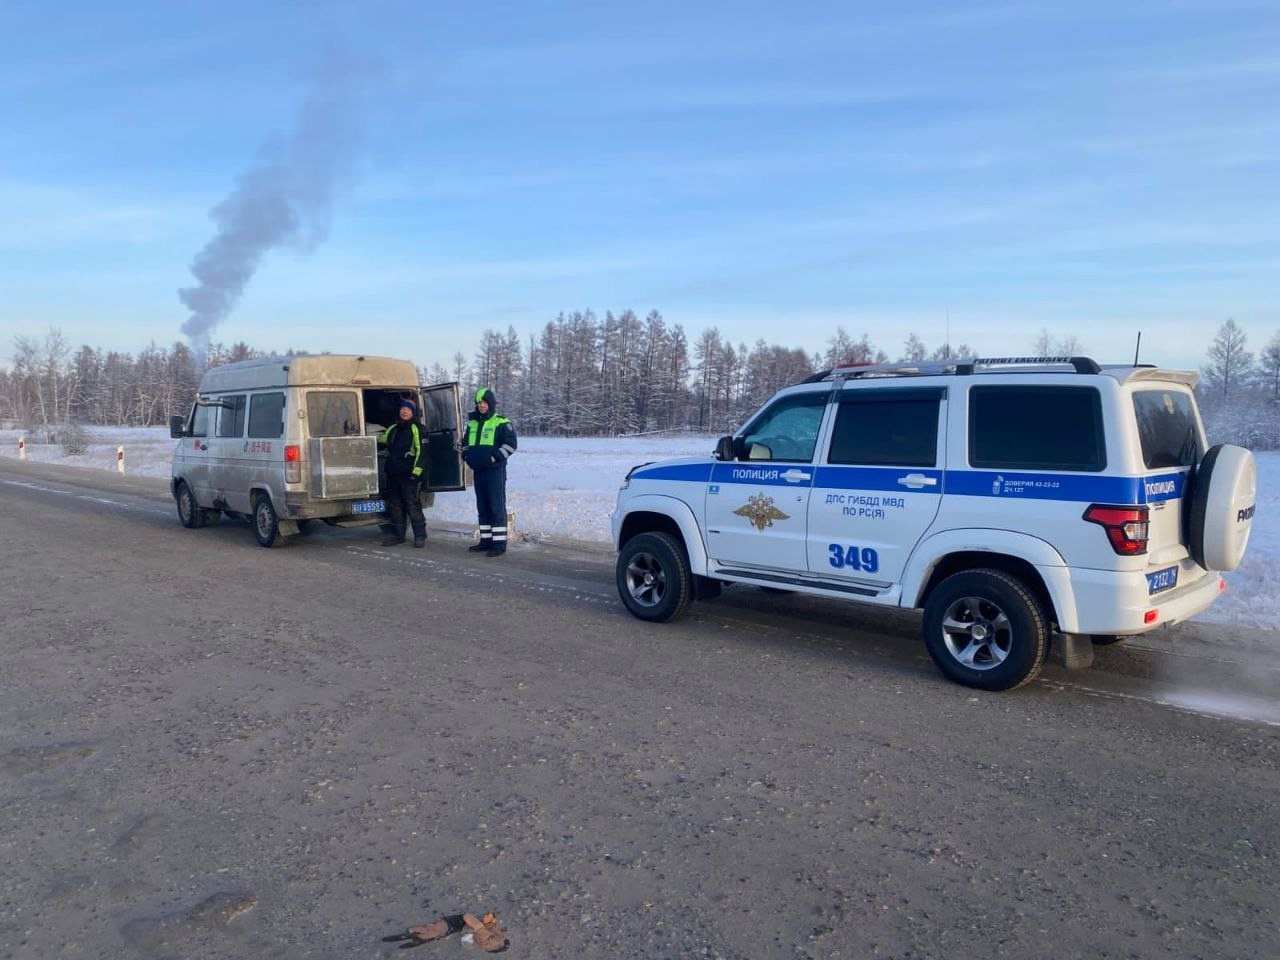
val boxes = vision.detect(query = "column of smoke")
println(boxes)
[179,59,365,362]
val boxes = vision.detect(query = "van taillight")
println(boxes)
[284,444,302,483]
[1083,504,1149,555]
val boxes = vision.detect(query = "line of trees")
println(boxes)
[2,316,1277,448]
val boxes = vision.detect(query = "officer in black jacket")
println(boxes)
[380,398,427,548]
[462,387,516,556]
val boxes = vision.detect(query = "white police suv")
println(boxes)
[610,357,1257,691]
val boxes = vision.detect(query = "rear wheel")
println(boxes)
[616,532,692,623]
[252,494,284,548]
[175,481,206,529]
[922,569,1048,691]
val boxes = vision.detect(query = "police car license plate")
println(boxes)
[1146,565,1179,595]
[352,499,385,515]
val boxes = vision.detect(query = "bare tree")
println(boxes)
[1202,318,1253,401]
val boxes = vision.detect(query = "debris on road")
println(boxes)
[383,911,508,952]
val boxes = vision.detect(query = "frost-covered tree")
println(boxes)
[1259,331,1280,399]
[1202,318,1253,401]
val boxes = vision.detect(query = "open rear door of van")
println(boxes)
[419,381,466,491]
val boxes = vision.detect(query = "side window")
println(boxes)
[190,403,211,438]
[306,390,361,437]
[247,392,286,439]
[969,386,1105,472]
[828,390,940,467]
[739,392,828,463]
[215,395,247,438]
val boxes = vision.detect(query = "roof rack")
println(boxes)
[954,356,1101,375]
[799,355,1102,385]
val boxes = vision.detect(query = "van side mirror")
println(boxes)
[714,435,737,461]
[170,415,187,439]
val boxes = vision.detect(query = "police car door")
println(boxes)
[807,387,945,587]
[704,391,829,573]
[418,381,466,491]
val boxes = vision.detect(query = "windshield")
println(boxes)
[1133,389,1202,469]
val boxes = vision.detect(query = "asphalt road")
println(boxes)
[1,459,1277,960]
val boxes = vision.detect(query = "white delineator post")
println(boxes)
[17,435,26,461]
[116,445,125,474]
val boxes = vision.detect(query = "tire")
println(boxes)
[922,569,1049,691]
[616,532,693,623]
[252,494,284,548]
[1089,635,1125,647]
[175,481,206,529]
[1188,443,1256,571]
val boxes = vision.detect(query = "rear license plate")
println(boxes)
[1146,565,1179,595]
[352,499,385,515]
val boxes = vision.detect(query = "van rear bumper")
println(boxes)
[1058,564,1223,635]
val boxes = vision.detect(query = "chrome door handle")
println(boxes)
[781,469,811,483]
[897,473,937,488]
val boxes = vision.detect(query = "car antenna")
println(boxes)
[1133,330,1142,366]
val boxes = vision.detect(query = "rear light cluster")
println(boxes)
[284,444,302,483]
[1083,504,1149,555]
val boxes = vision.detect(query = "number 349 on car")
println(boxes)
[828,544,880,573]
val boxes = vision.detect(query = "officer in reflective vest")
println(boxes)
[379,398,427,548]
[462,387,517,556]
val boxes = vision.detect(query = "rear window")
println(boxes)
[306,391,361,437]
[248,392,286,439]
[215,395,246,438]
[1133,390,1202,468]
[969,386,1106,472]
[828,389,940,467]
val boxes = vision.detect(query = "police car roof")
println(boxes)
[793,357,1197,389]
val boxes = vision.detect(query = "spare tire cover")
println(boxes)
[1188,444,1256,572]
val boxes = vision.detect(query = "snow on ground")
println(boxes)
[2,427,1274,630]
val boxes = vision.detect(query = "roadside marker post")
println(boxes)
[17,435,26,461]
[116,445,125,475]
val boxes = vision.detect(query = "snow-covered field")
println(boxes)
[2,427,1274,630]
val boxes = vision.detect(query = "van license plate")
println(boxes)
[1146,566,1179,595]
[352,499,385,515]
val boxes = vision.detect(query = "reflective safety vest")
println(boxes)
[467,415,509,448]
[380,421,423,477]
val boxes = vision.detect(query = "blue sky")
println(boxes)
[2,0,1277,370]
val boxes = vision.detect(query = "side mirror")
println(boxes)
[714,435,736,461]
[170,415,188,439]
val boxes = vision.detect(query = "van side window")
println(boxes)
[306,391,361,437]
[739,392,828,463]
[216,395,247,438]
[190,403,211,438]
[248,392,286,439]
[969,386,1105,472]
[829,389,940,467]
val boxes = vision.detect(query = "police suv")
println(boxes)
[610,357,1256,691]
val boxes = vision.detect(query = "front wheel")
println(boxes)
[175,481,206,529]
[616,532,692,623]
[252,494,284,548]
[922,569,1049,691]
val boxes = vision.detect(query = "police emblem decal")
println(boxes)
[734,493,790,531]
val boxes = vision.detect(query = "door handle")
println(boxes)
[781,469,811,483]
[897,473,937,488]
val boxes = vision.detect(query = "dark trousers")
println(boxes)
[386,475,426,539]
[473,466,507,550]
